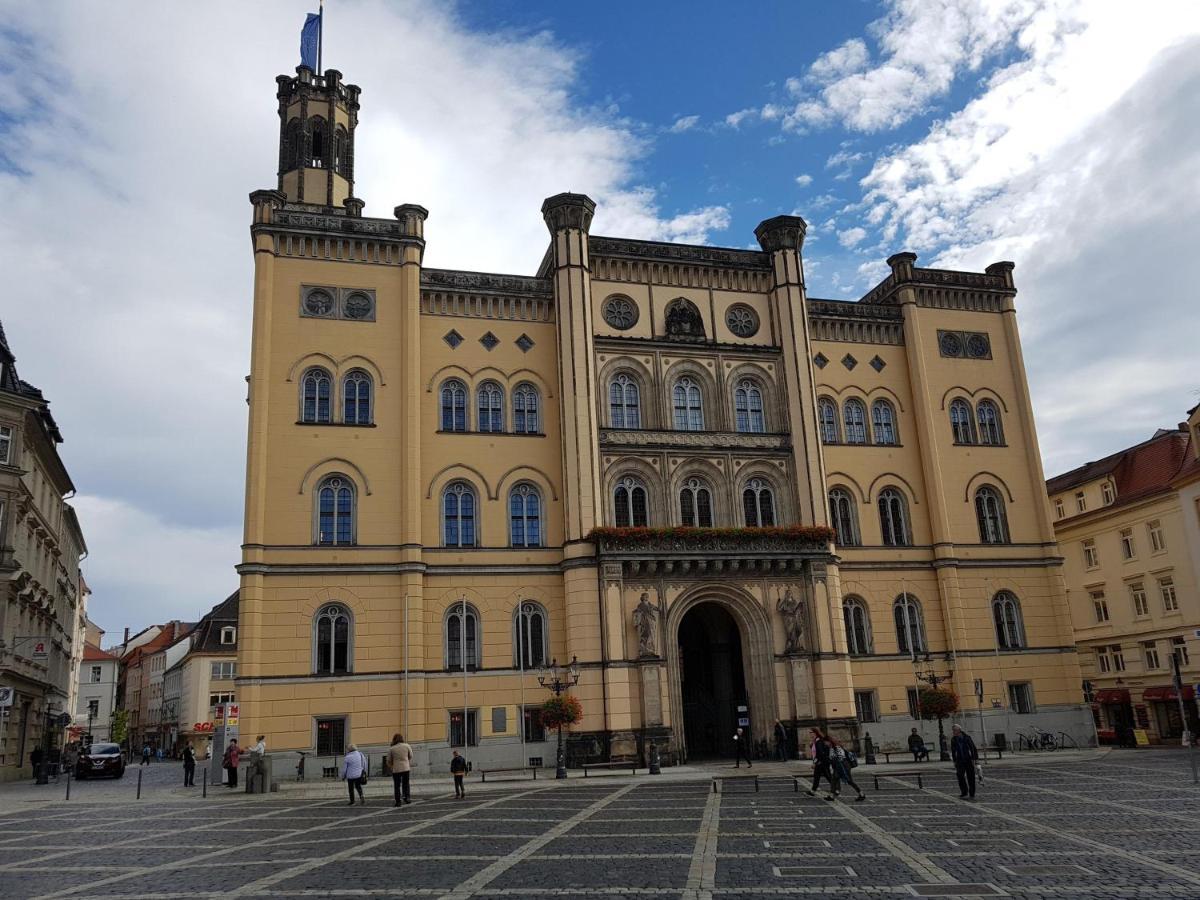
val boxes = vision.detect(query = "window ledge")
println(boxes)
[437,430,546,438]
[295,421,377,428]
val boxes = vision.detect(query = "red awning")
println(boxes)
[1095,688,1131,703]
[1142,686,1195,702]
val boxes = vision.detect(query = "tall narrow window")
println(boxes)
[672,377,704,431]
[314,604,351,674]
[679,478,714,527]
[1160,576,1179,612]
[614,476,648,527]
[894,594,926,656]
[301,367,332,424]
[440,380,467,431]
[309,116,328,167]
[878,488,911,546]
[283,118,302,171]
[734,380,765,433]
[509,483,542,547]
[334,126,350,177]
[843,597,872,655]
[950,399,976,444]
[443,482,477,547]
[1148,520,1166,553]
[818,398,840,443]
[976,400,1003,445]
[316,476,354,545]
[513,383,540,434]
[609,374,641,428]
[992,591,1025,649]
[843,399,868,444]
[742,478,776,527]
[477,381,504,433]
[342,370,372,425]
[975,486,1009,544]
[446,604,480,671]
[871,400,897,445]
[514,601,548,669]
[0,425,11,464]
[828,488,860,547]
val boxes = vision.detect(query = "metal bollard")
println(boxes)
[64,770,71,801]
[203,768,208,798]
[137,768,143,799]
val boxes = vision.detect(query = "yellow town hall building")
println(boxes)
[235,64,1092,774]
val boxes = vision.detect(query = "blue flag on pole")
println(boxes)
[300,13,321,69]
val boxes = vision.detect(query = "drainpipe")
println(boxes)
[595,565,610,758]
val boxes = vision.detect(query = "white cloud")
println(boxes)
[724,107,757,128]
[838,227,868,248]
[794,174,813,187]
[669,114,700,133]
[807,38,870,83]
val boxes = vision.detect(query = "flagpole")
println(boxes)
[317,0,324,76]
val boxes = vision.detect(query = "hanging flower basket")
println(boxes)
[541,694,583,730]
[917,687,959,719]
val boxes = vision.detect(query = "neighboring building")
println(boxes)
[150,629,192,751]
[235,63,1089,775]
[171,591,239,758]
[1049,410,1200,743]
[75,643,119,743]
[118,621,191,751]
[0,320,90,782]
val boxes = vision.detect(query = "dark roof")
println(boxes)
[1047,427,1192,511]
[189,590,240,654]
[0,318,64,445]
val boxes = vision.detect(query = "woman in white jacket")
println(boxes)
[341,744,368,805]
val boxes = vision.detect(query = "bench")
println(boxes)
[879,747,1002,763]
[480,766,538,782]
[712,774,759,793]
[582,761,638,777]
[871,770,924,791]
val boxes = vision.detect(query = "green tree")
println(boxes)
[110,709,129,745]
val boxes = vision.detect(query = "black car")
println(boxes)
[76,742,125,779]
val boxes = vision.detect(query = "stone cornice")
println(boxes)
[590,236,771,270]
[599,428,790,452]
[421,268,552,297]
[257,205,423,243]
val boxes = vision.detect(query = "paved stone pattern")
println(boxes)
[4,750,1200,898]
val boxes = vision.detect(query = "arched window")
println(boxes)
[334,126,350,177]
[313,604,352,675]
[443,482,477,547]
[283,118,302,171]
[975,485,1010,544]
[878,487,911,546]
[844,399,868,444]
[843,597,872,656]
[342,370,372,425]
[950,399,976,444]
[316,476,355,545]
[514,601,548,669]
[301,367,332,424]
[614,476,648,527]
[509,482,542,547]
[672,377,704,431]
[309,116,328,168]
[993,591,1025,649]
[977,400,1004,445]
[445,603,480,671]
[734,379,765,433]
[872,400,898,445]
[440,379,467,432]
[679,477,714,527]
[609,373,641,428]
[477,381,504,433]
[818,398,840,444]
[513,383,540,435]
[893,594,926,656]
[743,478,776,527]
[828,488,860,547]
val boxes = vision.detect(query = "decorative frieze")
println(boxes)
[591,240,773,292]
[599,428,789,451]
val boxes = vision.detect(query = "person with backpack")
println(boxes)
[805,728,836,799]
[222,739,240,788]
[450,750,467,798]
[950,724,979,799]
[828,736,865,802]
[342,743,368,805]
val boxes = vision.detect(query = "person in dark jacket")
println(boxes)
[805,728,837,799]
[829,736,865,802]
[950,724,978,798]
[450,750,467,798]
[732,727,752,768]
[773,720,788,761]
[908,728,930,762]
[182,744,196,786]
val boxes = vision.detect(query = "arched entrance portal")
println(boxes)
[678,602,749,760]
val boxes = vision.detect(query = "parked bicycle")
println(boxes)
[1019,727,1057,751]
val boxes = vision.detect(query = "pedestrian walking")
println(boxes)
[342,743,368,806]
[387,733,413,807]
[773,720,788,761]
[451,750,467,798]
[908,727,930,762]
[183,744,196,787]
[141,743,152,766]
[223,739,240,789]
[828,736,865,802]
[805,728,837,799]
[30,746,44,782]
[732,726,752,768]
[950,724,978,799]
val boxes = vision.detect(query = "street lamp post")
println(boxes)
[537,656,580,779]
[913,654,954,762]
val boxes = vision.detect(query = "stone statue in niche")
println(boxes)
[777,588,806,655]
[632,591,660,658]
[664,298,706,340]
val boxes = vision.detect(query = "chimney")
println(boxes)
[123,627,130,646]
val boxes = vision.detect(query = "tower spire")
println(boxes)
[274,66,360,213]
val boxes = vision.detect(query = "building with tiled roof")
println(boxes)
[75,643,119,743]
[1048,408,1200,744]
[163,592,239,756]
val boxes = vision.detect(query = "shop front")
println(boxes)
[1143,686,1199,742]
[1093,688,1134,745]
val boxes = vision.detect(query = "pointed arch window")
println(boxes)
[977,400,1004,445]
[614,476,648,527]
[893,594,926,656]
[309,116,328,168]
[742,478,776,527]
[283,118,302,171]
[609,373,641,428]
[734,379,765,433]
[513,383,540,434]
[828,488,860,547]
[316,476,355,545]
[679,477,714,527]
[975,485,1010,544]
[878,487,911,546]
[342,370,372,425]
[993,591,1025,649]
[843,597,872,656]
[334,126,350,177]
[509,482,542,547]
[440,379,467,432]
[514,601,548,669]
[818,398,840,443]
[301,367,332,424]
[314,604,352,675]
[443,481,477,547]
[871,400,898,445]
[446,603,480,671]
[844,399,869,444]
[672,377,704,431]
[477,381,504,433]
[950,399,976,444]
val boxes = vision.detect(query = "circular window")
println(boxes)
[726,304,760,338]
[603,296,639,330]
[343,292,373,320]
[304,289,334,316]
[966,333,990,358]
[939,332,964,357]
